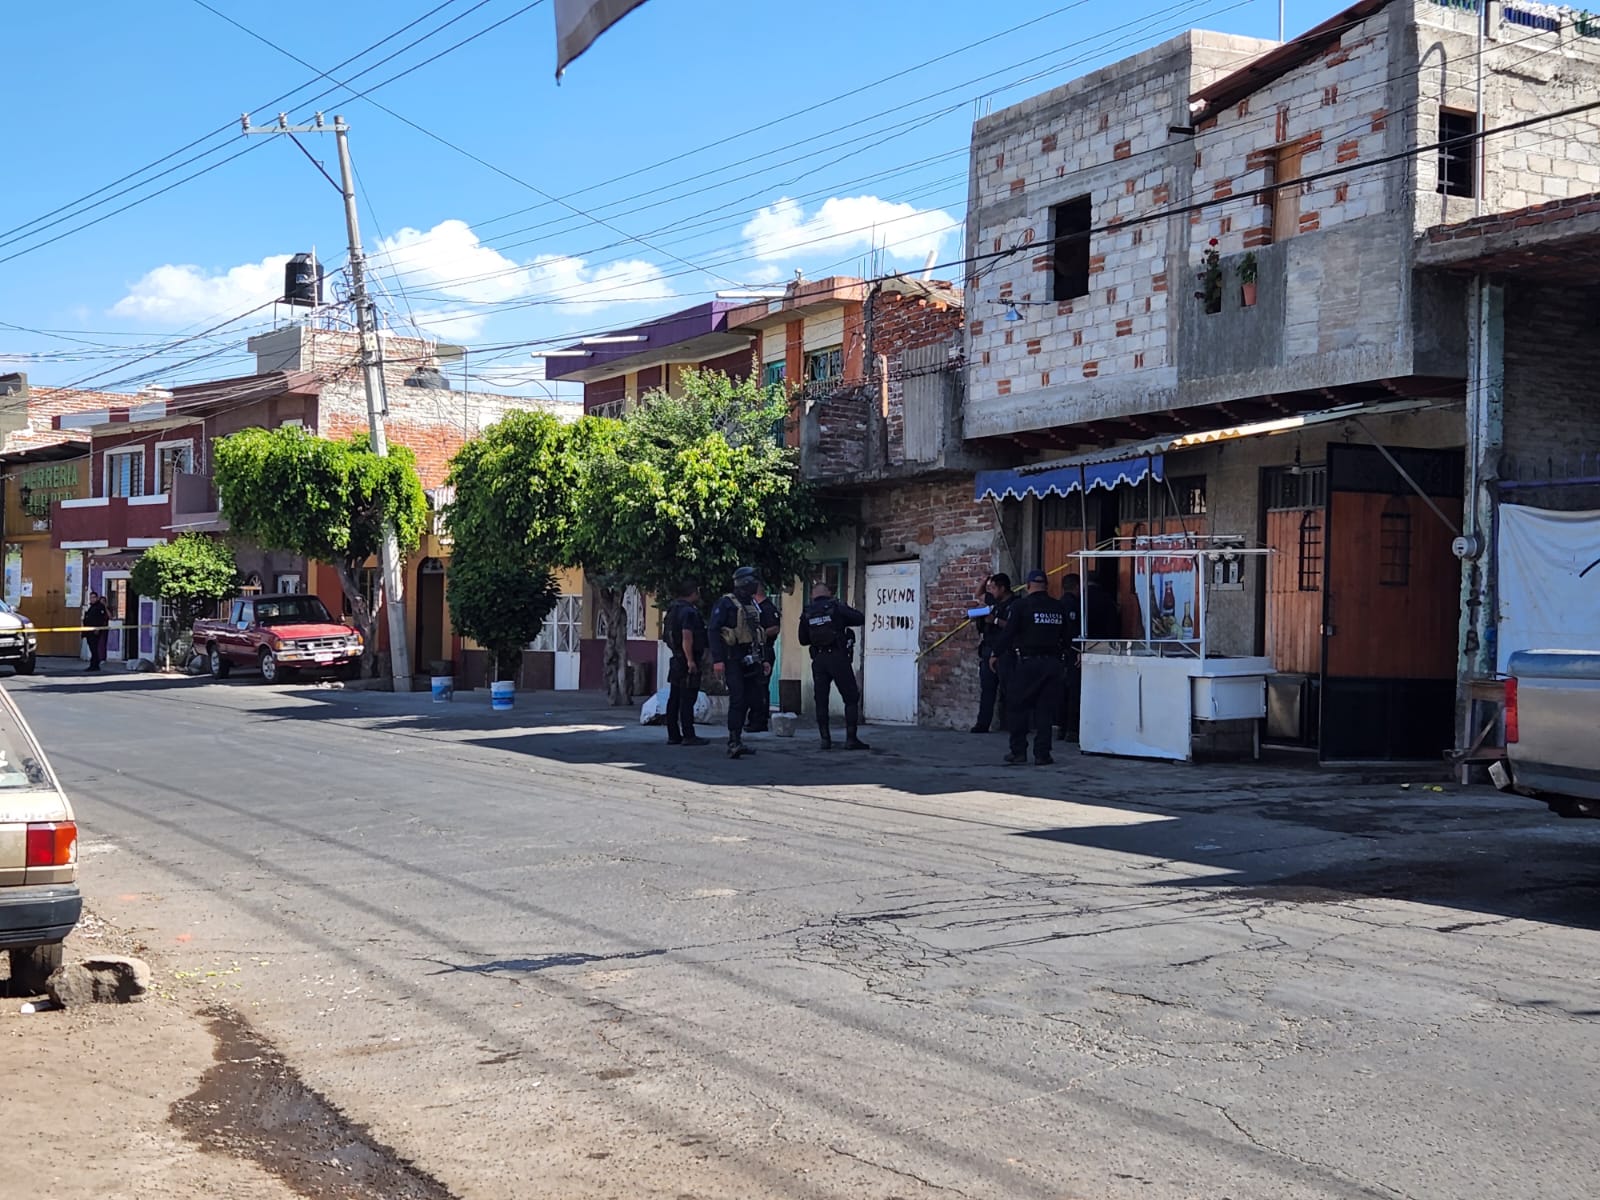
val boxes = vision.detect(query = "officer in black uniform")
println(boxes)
[663,580,709,746]
[991,569,1069,765]
[709,566,768,759]
[797,581,869,750]
[972,572,1014,733]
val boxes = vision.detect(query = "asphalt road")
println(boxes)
[13,670,1600,1199]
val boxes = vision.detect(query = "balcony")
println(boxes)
[52,493,170,549]
[50,472,227,549]
[169,471,228,534]
[799,351,998,486]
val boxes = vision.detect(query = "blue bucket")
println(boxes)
[490,680,514,711]
[431,675,453,703]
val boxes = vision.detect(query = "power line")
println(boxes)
[0,0,478,252]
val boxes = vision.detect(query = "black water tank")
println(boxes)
[283,253,322,306]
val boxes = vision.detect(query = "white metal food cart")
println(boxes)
[1074,536,1274,762]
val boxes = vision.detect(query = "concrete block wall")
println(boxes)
[1411,1,1600,231]
[872,288,963,466]
[1192,19,1396,259]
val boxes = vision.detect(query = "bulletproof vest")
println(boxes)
[1020,595,1066,651]
[663,601,688,652]
[804,600,841,649]
[719,595,765,651]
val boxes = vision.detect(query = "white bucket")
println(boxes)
[431,676,453,703]
[490,680,514,711]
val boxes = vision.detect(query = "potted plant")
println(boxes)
[1195,238,1223,314]
[1239,251,1259,308]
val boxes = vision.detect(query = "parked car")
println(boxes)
[1503,649,1600,818]
[0,683,79,994]
[0,599,38,675]
[194,594,364,684]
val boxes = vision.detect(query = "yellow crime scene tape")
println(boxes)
[23,624,161,634]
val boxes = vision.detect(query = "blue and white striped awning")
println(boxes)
[974,453,1164,502]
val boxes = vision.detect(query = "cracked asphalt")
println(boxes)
[13,669,1600,1199]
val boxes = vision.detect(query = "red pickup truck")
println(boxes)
[195,593,364,683]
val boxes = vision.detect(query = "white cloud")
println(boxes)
[110,218,677,341]
[742,195,957,267]
[111,255,289,323]
[374,219,530,304]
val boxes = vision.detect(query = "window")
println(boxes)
[1117,475,1208,522]
[808,559,848,606]
[1266,144,1303,243]
[1049,196,1092,301]
[1297,511,1324,591]
[1438,109,1477,198]
[105,578,129,622]
[1379,499,1412,587]
[804,346,843,384]
[105,449,143,498]
[239,572,263,597]
[762,359,787,389]
[275,574,302,595]
[1265,465,1327,511]
[155,441,193,495]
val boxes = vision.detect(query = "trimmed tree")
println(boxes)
[129,533,238,668]
[213,426,428,675]
[570,367,825,704]
[445,411,615,686]
[445,557,559,683]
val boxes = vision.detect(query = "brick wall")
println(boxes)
[872,287,963,466]
[808,381,874,477]
[860,479,998,728]
[1502,279,1600,495]
[298,330,577,490]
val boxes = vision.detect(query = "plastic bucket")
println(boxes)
[431,676,453,703]
[490,680,514,711]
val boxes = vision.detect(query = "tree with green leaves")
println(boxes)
[129,533,238,668]
[213,426,427,674]
[570,367,825,704]
[445,557,559,684]
[443,410,603,684]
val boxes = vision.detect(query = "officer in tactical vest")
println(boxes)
[709,566,768,759]
[797,581,869,750]
[991,569,1069,766]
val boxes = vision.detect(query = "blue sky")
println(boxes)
[1,0,1344,399]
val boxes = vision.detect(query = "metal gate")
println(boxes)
[1319,444,1463,760]
[863,561,920,724]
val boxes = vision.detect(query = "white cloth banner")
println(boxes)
[555,0,651,76]
[1497,504,1600,671]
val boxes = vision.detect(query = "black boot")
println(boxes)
[844,729,870,750]
[727,740,754,759]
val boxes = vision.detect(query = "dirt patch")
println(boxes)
[172,1008,456,1200]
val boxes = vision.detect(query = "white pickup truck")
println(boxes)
[1504,649,1600,818]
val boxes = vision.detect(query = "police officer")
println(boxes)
[745,585,781,734]
[709,566,768,759]
[663,580,709,746]
[797,581,869,750]
[972,572,1015,733]
[991,569,1069,765]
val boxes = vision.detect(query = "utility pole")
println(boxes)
[243,112,412,690]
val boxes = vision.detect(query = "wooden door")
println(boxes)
[1319,444,1463,760]
[1263,507,1323,675]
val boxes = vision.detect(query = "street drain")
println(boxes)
[171,1008,457,1200]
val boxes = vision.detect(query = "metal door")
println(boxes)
[552,594,582,690]
[863,561,920,724]
[1319,444,1463,760]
